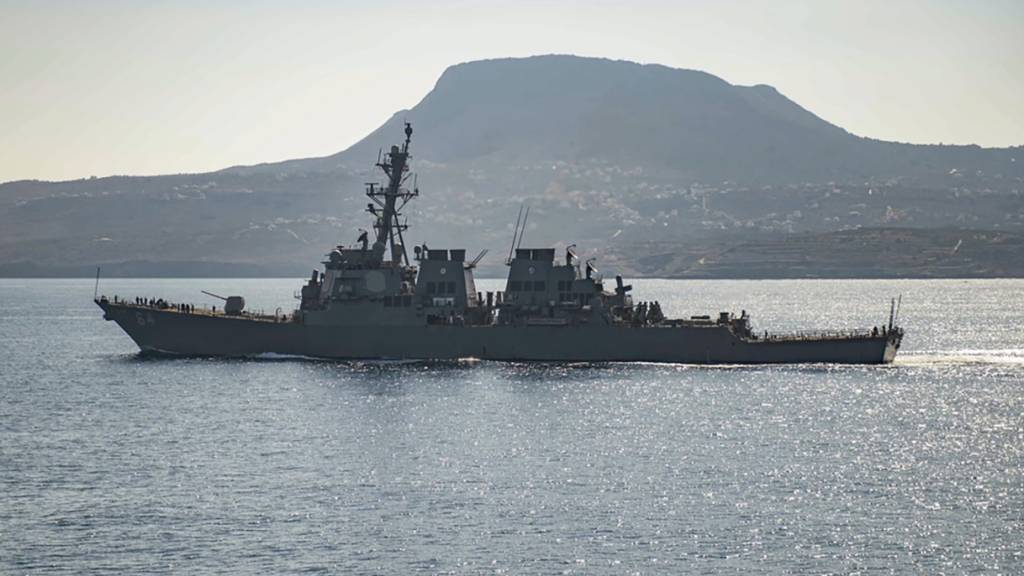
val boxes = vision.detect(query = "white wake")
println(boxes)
[896,348,1024,366]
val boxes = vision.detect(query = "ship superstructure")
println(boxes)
[96,124,903,364]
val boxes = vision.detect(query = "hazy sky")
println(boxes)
[1,0,1021,183]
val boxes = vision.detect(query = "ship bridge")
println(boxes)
[414,247,479,309]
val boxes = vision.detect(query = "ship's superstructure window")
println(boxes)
[534,281,545,292]
[427,282,457,295]
[382,295,413,307]
[509,281,523,291]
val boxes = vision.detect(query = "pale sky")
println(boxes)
[1,0,1021,183]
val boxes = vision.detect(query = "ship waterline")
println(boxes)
[95,301,900,364]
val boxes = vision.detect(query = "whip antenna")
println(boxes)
[506,204,524,264]
[516,205,531,250]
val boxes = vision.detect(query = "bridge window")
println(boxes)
[509,281,522,292]
[427,282,436,294]
[447,281,456,294]
[534,281,545,292]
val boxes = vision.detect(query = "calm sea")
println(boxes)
[2,278,1022,574]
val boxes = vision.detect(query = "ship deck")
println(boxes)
[97,297,293,324]
[99,296,886,344]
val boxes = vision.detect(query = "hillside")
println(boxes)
[1,55,1022,277]
[302,56,1021,185]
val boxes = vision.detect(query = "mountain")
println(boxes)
[248,55,1020,185]
[2,55,1022,277]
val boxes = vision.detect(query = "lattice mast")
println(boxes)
[365,122,418,265]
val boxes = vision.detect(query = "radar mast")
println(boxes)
[365,122,418,265]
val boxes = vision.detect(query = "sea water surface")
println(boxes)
[1,278,1022,574]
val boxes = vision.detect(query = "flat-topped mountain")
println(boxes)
[2,55,1022,277]
[238,55,1020,185]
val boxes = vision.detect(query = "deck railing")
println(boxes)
[99,296,294,323]
[756,328,876,342]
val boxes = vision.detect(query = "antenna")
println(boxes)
[93,267,100,300]
[516,205,531,250]
[467,249,489,269]
[888,297,896,331]
[506,204,524,264]
[894,294,902,327]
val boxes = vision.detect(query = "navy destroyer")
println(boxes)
[96,124,904,363]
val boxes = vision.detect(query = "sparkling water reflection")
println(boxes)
[1,279,1022,574]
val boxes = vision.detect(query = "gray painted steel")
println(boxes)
[96,303,900,364]
[95,124,904,364]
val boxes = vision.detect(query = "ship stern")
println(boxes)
[882,327,904,364]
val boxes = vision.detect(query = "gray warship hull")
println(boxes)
[97,301,900,364]
[94,123,904,365]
